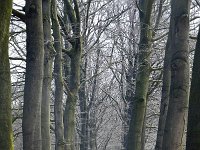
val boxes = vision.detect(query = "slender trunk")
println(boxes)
[123,33,138,150]
[0,1,14,150]
[88,48,100,150]
[162,0,190,149]
[89,110,97,150]
[79,8,89,148]
[186,26,200,150]
[155,38,171,150]
[52,0,65,149]
[123,62,135,149]
[41,0,53,149]
[79,60,89,150]
[127,0,154,150]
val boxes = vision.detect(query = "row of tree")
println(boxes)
[1,0,200,150]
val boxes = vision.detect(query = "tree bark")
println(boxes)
[88,47,101,150]
[186,26,200,150]
[0,1,14,150]
[51,0,65,149]
[162,0,190,149]
[123,8,138,149]
[127,0,154,150]
[22,0,44,149]
[41,0,54,149]
[79,61,89,150]
[63,1,82,150]
[155,38,171,150]
[64,50,82,150]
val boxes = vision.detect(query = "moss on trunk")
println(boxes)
[127,0,154,150]
[0,1,14,150]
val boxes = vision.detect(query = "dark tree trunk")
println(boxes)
[155,38,171,150]
[51,0,65,149]
[22,0,44,149]
[186,26,200,150]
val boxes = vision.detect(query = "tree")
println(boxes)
[51,0,65,149]
[186,25,200,150]
[41,0,54,149]
[22,0,44,149]
[127,0,154,149]
[162,0,190,149]
[9,0,197,149]
[62,0,82,149]
[0,0,14,150]
[155,38,171,150]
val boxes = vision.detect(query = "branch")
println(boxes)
[153,0,164,34]
[189,35,197,40]
[64,0,77,33]
[136,0,143,14]
[9,57,26,61]
[12,9,26,22]
[57,14,74,44]
[62,48,72,57]
[152,32,168,42]
[83,0,92,36]
[73,0,80,23]
[195,0,200,7]
[64,81,72,96]
[84,6,131,55]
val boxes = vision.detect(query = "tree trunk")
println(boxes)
[51,0,65,149]
[123,10,138,149]
[127,0,154,150]
[22,0,44,150]
[0,1,14,150]
[63,1,82,150]
[79,61,89,150]
[89,110,97,150]
[186,26,200,150]
[162,0,190,149]
[64,51,82,150]
[41,0,53,149]
[155,38,171,150]
[88,47,101,150]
